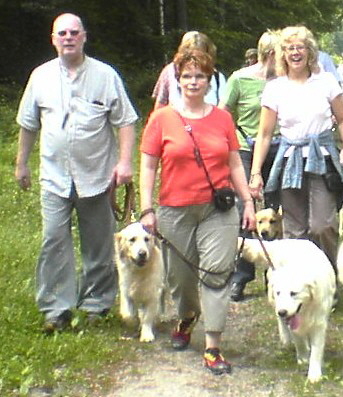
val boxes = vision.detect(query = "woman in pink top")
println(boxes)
[140,49,255,375]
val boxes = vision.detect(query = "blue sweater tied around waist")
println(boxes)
[266,128,343,192]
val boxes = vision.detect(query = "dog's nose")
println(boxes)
[278,309,288,318]
[261,231,268,239]
[138,250,147,260]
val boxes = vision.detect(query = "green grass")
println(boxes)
[1,90,343,396]
[239,278,343,396]
[0,101,144,396]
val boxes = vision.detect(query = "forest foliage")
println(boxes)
[0,0,342,108]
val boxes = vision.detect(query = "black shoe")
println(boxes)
[86,309,110,325]
[230,282,245,302]
[43,310,72,334]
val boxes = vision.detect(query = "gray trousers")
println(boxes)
[158,203,239,332]
[282,173,339,270]
[36,189,117,319]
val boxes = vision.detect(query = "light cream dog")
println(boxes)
[255,208,283,240]
[238,237,336,383]
[336,241,343,285]
[115,222,164,342]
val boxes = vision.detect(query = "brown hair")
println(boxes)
[173,49,214,82]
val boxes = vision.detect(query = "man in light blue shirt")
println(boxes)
[15,13,138,333]
[319,50,342,87]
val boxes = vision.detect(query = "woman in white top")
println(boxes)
[250,25,343,270]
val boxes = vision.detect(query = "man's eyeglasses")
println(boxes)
[284,45,307,53]
[55,30,81,37]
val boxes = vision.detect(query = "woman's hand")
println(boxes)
[249,173,264,200]
[241,200,256,231]
[139,211,157,235]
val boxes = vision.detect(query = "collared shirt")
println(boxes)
[318,51,343,85]
[266,129,343,191]
[17,56,138,198]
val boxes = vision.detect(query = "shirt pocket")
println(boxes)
[71,97,110,132]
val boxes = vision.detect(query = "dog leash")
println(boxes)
[155,230,233,290]
[255,234,275,270]
[109,181,136,225]
[238,230,275,270]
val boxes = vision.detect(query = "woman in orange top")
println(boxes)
[140,49,255,375]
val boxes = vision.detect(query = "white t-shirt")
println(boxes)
[261,72,341,140]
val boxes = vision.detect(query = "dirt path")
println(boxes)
[103,289,343,397]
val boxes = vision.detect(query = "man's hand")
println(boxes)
[15,164,31,190]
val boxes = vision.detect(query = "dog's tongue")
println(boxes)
[287,314,300,330]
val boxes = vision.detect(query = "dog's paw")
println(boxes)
[307,372,322,383]
[121,313,137,327]
[297,357,309,365]
[307,363,322,383]
[140,326,155,342]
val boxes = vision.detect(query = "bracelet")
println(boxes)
[139,208,155,220]
[249,173,262,182]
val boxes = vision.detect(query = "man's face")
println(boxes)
[51,14,86,61]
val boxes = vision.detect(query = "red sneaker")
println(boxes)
[203,348,232,375]
[171,316,198,350]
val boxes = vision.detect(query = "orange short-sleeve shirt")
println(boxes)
[140,106,239,206]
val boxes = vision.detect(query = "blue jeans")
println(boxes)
[36,188,117,319]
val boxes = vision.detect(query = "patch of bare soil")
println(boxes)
[103,286,343,397]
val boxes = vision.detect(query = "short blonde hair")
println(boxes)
[275,26,320,76]
[178,32,217,62]
[257,30,280,63]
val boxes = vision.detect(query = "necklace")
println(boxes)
[181,104,207,119]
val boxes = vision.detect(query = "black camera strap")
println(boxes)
[155,230,233,290]
[176,110,217,193]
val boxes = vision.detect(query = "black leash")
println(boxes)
[155,230,233,290]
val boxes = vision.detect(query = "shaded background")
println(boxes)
[0,0,343,109]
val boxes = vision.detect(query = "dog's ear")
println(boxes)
[115,233,123,251]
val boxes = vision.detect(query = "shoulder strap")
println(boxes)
[176,111,216,192]
[237,125,254,146]
[214,70,220,105]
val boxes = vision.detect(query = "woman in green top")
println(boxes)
[219,30,280,301]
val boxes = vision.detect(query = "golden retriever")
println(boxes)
[115,222,164,342]
[255,208,283,240]
[238,237,336,383]
[336,241,343,286]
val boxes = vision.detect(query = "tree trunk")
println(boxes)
[177,0,188,31]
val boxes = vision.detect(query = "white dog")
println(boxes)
[115,222,164,342]
[238,238,336,383]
